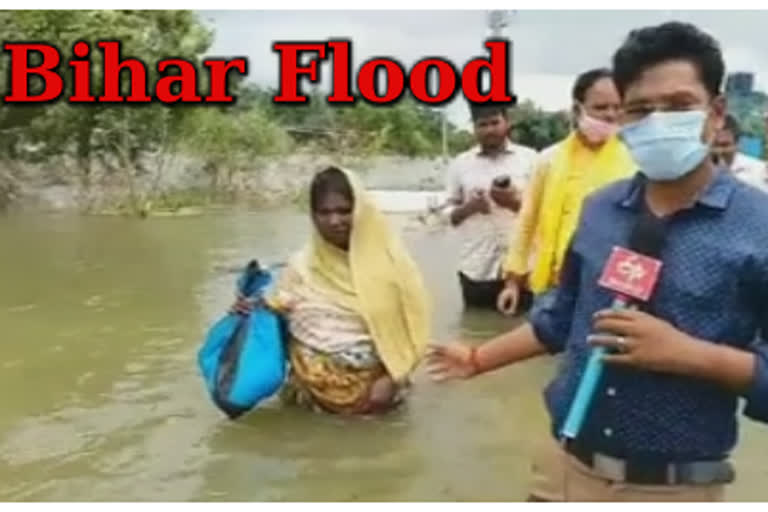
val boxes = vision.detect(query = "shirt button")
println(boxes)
[606,387,617,397]
[603,428,613,437]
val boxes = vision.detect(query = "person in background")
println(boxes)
[497,69,636,316]
[428,22,768,501]
[233,166,431,415]
[445,103,538,312]
[712,113,768,191]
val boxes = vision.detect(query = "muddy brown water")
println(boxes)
[0,209,764,501]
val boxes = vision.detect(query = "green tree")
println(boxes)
[178,106,292,194]
[510,100,570,150]
[0,10,214,212]
[727,90,767,157]
[232,85,466,157]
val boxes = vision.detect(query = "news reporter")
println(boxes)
[427,22,768,502]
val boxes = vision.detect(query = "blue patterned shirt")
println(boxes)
[531,170,768,463]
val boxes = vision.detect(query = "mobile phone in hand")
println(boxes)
[492,176,511,188]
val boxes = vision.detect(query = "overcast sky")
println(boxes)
[200,10,768,127]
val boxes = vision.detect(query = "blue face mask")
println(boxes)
[619,110,711,182]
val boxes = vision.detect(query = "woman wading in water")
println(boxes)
[234,166,432,415]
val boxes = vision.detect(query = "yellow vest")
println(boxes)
[504,133,636,293]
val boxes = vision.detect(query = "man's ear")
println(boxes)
[568,103,581,131]
[711,95,727,132]
[703,95,727,144]
[571,103,580,121]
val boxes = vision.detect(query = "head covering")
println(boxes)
[301,168,432,380]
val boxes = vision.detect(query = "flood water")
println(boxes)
[0,208,765,501]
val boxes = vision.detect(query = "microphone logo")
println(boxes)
[598,246,663,302]
[617,254,647,283]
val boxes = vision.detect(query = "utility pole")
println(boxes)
[487,10,514,39]
[763,109,768,160]
[441,109,448,161]
[441,11,515,165]
[486,10,515,90]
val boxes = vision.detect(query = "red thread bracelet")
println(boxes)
[469,346,481,376]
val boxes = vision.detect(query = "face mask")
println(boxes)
[577,110,618,145]
[619,110,711,182]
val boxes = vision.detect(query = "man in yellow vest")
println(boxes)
[497,69,637,315]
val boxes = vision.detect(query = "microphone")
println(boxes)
[560,212,666,440]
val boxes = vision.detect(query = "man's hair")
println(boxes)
[722,114,742,140]
[469,102,508,123]
[572,68,613,103]
[612,22,724,98]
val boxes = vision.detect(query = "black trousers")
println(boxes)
[458,272,533,312]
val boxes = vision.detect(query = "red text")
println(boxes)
[272,39,516,106]
[2,41,248,104]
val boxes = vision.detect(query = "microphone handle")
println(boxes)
[560,297,635,440]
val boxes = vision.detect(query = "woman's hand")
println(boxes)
[229,293,258,315]
[367,375,397,411]
[426,343,477,382]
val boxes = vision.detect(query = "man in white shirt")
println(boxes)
[712,114,768,191]
[445,103,538,311]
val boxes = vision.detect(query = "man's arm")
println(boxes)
[450,199,481,227]
[744,342,768,421]
[678,249,768,420]
[593,311,761,391]
[592,266,768,422]
[471,323,548,375]
[444,161,468,227]
[474,244,583,374]
[489,184,522,213]
[679,340,755,392]
[429,219,585,381]
[741,262,768,420]
[503,158,548,278]
[667,334,766,422]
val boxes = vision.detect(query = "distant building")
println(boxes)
[739,135,764,159]
[726,72,754,96]
[725,72,765,159]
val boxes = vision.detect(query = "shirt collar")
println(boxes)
[730,153,753,174]
[618,168,736,212]
[476,139,514,157]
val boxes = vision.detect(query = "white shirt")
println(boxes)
[445,140,538,281]
[730,153,768,192]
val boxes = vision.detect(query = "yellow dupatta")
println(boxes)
[300,168,432,381]
[528,133,636,293]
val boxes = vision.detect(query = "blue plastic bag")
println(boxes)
[197,260,287,419]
